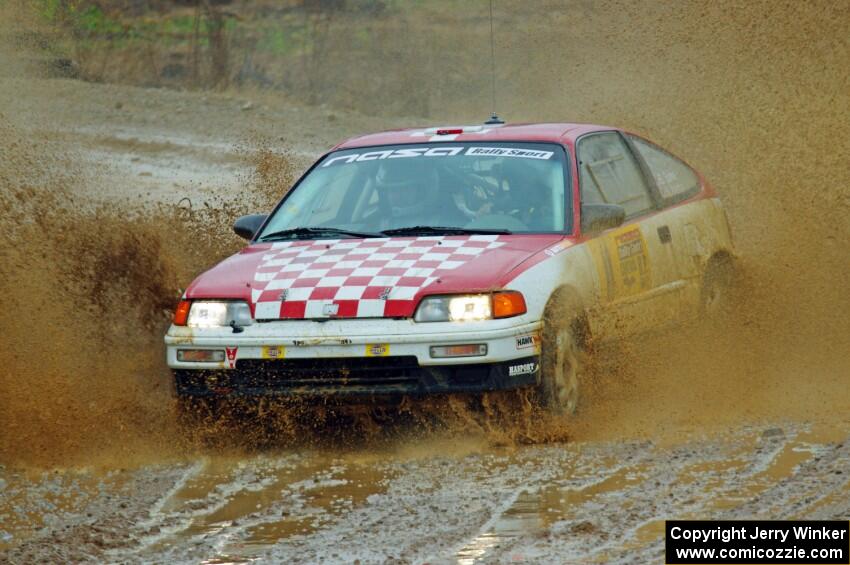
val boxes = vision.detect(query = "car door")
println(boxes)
[576,131,682,337]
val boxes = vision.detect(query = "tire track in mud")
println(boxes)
[409,423,850,565]
[125,455,304,559]
[109,451,400,563]
[4,422,849,563]
[446,444,654,564]
[0,465,195,563]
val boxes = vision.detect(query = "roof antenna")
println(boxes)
[484,0,504,125]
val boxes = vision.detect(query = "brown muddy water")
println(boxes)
[1,1,849,562]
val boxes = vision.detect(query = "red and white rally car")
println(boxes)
[165,122,735,413]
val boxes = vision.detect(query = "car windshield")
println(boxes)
[257,142,570,239]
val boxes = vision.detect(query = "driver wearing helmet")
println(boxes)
[374,159,443,230]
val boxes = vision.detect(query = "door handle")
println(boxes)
[657,225,672,244]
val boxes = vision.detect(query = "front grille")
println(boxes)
[173,356,539,397]
[234,356,422,387]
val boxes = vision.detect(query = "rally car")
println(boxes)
[165,122,735,414]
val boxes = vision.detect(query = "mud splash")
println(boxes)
[0,119,175,468]
[0,103,280,468]
[0,0,847,466]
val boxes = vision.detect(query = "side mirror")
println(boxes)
[233,214,268,240]
[580,204,626,235]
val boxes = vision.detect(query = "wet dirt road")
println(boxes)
[1,45,848,562]
[4,419,850,563]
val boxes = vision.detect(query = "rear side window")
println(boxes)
[628,135,700,204]
[578,132,654,218]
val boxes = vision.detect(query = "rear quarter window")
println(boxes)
[628,135,701,205]
[577,132,654,218]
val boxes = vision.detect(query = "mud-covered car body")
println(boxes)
[165,123,734,399]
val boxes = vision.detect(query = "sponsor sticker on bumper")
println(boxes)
[515,333,541,352]
[365,343,390,357]
[225,346,238,368]
[261,345,286,360]
[508,361,539,377]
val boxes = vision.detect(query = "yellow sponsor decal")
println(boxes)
[365,343,390,357]
[261,345,286,359]
[590,225,652,302]
[609,225,651,297]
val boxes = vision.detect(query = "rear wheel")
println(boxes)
[538,306,586,415]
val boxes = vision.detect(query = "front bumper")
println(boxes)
[165,318,542,398]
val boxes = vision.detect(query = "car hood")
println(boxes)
[186,235,563,320]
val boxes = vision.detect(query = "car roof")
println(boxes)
[333,122,615,150]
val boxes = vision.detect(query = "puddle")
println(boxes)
[0,470,127,551]
[793,421,849,446]
[633,518,667,545]
[676,456,749,487]
[708,434,815,511]
[793,476,850,519]
[153,456,399,564]
[451,426,848,563]
[555,465,648,513]
[455,489,542,565]
[240,463,395,544]
[454,462,649,563]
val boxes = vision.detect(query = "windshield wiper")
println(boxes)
[381,225,512,236]
[258,226,383,241]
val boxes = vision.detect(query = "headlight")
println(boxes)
[413,292,526,322]
[184,301,254,328]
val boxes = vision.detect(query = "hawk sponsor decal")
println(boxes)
[515,334,541,351]
[225,346,238,368]
[508,361,539,377]
[365,343,390,357]
[322,146,553,167]
[261,345,286,360]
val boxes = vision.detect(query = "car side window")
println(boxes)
[627,135,700,204]
[578,132,654,217]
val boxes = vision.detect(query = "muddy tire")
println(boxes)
[701,254,736,320]
[537,304,585,415]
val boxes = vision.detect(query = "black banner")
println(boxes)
[666,520,849,564]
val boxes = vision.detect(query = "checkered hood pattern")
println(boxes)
[251,235,506,319]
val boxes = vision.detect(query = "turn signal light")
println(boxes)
[173,300,191,326]
[493,291,527,319]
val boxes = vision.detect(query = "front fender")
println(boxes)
[504,242,599,322]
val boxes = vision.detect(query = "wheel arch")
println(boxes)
[543,284,592,351]
[703,248,737,281]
